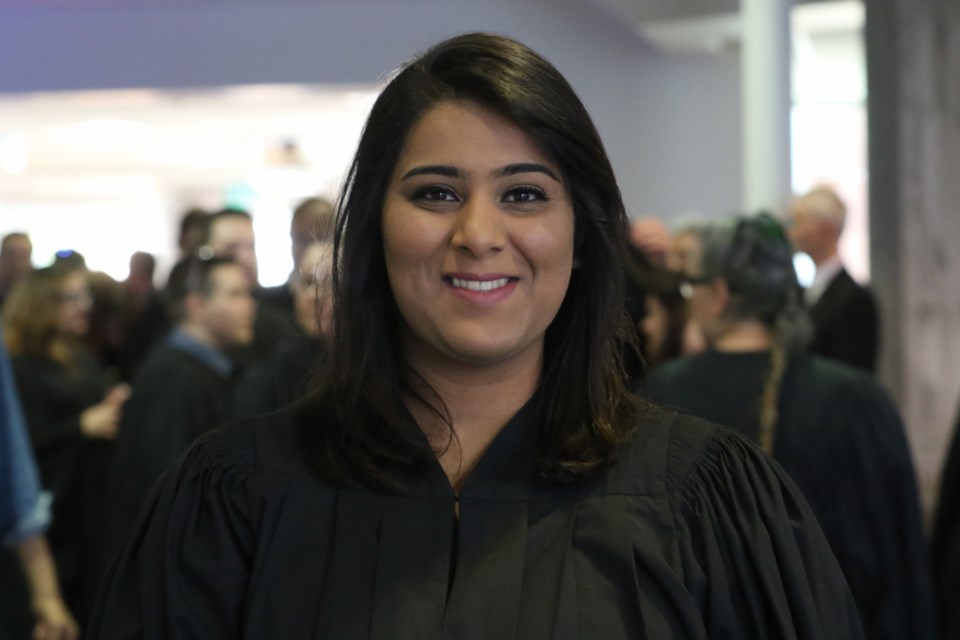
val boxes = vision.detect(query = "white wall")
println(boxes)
[0,0,743,224]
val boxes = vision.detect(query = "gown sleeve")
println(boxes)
[667,420,865,639]
[88,421,259,639]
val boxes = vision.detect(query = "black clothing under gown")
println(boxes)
[90,396,863,638]
[644,350,934,640]
[101,342,235,567]
[807,268,879,373]
[231,333,325,419]
[9,349,114,628]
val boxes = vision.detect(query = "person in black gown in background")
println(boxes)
[2,265,130,632]
[101,256,255,562]
[0,337,79,640]
[232,240,333,418]
[90,33,863,639]
[643,213,934,639]
[259,196,336,325]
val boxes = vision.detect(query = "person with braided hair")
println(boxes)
[644,212,934,639]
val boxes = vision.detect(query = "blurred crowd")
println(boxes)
[622,186,952,639]
[1,197,335,639]
[1,184,960,638]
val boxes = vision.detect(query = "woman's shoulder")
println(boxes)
[608,401,770,498]
[645,351,711,382]
[787,354,897,413]
[174,409,315,492]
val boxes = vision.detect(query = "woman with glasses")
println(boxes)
[644,212,934,639]
[2,264,130,631]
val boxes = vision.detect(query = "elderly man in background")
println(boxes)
[789,186,880,372]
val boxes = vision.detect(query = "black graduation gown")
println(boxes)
[231,333,325,419]
[644,350,935,640]
[101,344,235,566]
[89,397,863,638]
[225,299,299,372]
[9,349,114,626]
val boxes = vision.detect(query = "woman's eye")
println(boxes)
[503,186,547,204]
[412,185,458,202]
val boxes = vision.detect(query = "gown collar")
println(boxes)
[386,390,598,501]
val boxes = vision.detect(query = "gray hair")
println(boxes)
[694,212,810,352]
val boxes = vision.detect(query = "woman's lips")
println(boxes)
[442,274,519,304]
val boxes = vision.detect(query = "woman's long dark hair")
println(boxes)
[296,32,641,487]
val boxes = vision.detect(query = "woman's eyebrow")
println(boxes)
[493,163,560,182]
[400,165,463,181]
[400,163,560,182]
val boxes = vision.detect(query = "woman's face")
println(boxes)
[293,242,334,339]
[381,100,575,372]
[56,271,92,337]
[679,240,726,347]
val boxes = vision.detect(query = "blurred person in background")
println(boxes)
[260,196,335,322]
[1,337,78,640]
[2,264,129,631]
[789,185,879,372]
[233,240,333,418]
[203,208,297,367]
[102,256,254,559]
[204,208,259,287]
[82,271,128,382]
[123,251,158,318]
[627,217,707,370]
[644,213,934,639]
[637,268,689,370]
[163,208,210,293]
[628,216,670,268]
[0,232,34,310]
[117,251,168,382]
[176,208,211,261]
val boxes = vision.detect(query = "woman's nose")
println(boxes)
[451,197,505,257]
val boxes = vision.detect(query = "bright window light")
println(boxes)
[0,84,379,287]
[791,2,868,282]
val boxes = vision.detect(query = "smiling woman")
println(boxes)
[382,100,576,487]
[90,33,865,639]
[383,102,574,375]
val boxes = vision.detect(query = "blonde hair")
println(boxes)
[2,266,83,368]
[758,340,788,454]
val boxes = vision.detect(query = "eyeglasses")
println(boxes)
[679,274,713,299]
